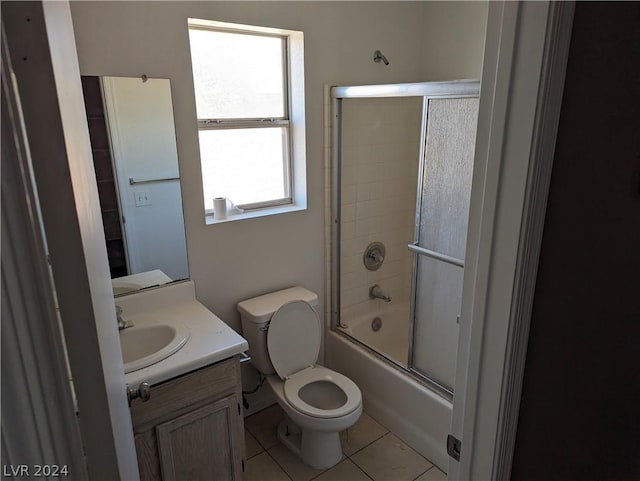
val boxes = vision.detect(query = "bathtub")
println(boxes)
[326,318,452,472]
[338,302,411,366]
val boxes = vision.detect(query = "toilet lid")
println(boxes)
[267,300,321,380]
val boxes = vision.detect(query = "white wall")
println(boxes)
[421,1,488,81]
[70,1,428,333]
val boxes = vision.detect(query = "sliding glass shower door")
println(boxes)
[408,98,479,394]
[331,81,480,398]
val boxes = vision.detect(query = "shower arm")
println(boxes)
[373,50,389,66]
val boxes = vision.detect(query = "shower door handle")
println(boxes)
[407,244,465,268]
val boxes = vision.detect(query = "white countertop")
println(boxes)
[116,280,248,388]
[112,269,173,296]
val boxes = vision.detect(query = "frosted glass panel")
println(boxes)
[410,96,478,393]
[411,256,463,391]
[418,98,479,260]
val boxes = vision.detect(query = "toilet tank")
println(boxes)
[237,287,319,375]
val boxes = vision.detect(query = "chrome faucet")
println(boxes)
[116,305,134,331]
[369,284,392,303]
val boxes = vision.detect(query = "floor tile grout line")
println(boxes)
[247,434,440,481]
[246,432,278,453]
[352,429,435,465]
[246,449,265,462]
[264,448,294,481]
[360,413,394,436]
[355,459,376,481]
[345,455,376,481]
[244,428,267,460]
[343,429,389,458]
[246,407,443,481]
[412,464,437,481]
[307,464,328,481]
[305,457,375,481]
[363,470,375,481]
[244,419,282,451]
[348,459,376,481]
[244,427,271,450]
[346,431,438,481]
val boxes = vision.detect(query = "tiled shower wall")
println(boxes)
[337,97,423,325]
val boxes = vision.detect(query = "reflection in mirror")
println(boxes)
[81,76,189,296]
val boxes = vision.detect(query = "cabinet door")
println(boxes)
[156,394,242,481]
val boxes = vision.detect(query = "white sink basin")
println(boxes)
[120,322,190,373]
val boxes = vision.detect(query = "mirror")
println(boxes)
[81,76,189,296]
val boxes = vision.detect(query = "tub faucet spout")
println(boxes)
[115,305,134,331]
[369,284,391,303]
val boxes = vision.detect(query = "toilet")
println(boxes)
[238,287,362,469]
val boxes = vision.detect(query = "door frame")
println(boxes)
[450,2,575,479]
[100,76,138,273]
[1,0,575,479]
[1,28,88,478]
[2,2,139,479]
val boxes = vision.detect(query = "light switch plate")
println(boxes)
[134,190,152,207]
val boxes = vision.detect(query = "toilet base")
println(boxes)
[277,417,343,469]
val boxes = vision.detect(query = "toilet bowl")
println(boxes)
[267,368,362,468]
[238,288,363,469]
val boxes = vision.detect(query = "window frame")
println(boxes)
[189,24,295,212]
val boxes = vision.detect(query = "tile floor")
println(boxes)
[243,404,447,481]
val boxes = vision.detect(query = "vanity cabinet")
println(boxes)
[130,357,245,480]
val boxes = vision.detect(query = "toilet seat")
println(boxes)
[267,300,362,419]
[283,366,362,419]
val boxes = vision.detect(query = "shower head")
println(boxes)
[373,50,389,66]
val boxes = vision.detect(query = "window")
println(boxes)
[188,19,306,219]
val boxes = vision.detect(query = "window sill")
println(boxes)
[205,203,306,225]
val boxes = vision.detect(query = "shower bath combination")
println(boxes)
[326,80,479,469]
[330,80,479,395]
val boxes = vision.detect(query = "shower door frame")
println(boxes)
[330,80,480,400]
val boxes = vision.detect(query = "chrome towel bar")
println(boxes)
[129,176,180,186]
